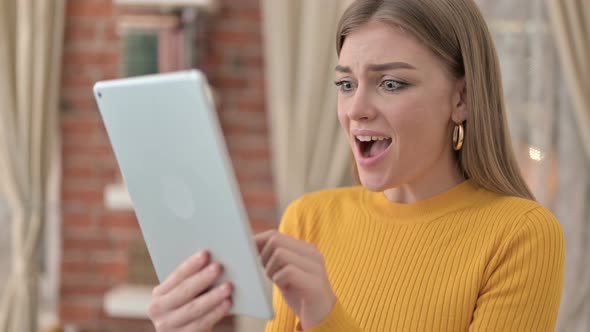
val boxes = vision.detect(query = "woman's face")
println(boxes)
[336,20,466,191]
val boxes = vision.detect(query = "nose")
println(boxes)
[347,86,377,122]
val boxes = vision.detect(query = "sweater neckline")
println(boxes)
[361,179,485,224]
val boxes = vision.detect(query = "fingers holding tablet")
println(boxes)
[153,251,208,297]
[148,250,233,332]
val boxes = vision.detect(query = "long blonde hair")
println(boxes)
[337,0,535,200]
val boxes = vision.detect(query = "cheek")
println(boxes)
[383,97,426,140]
[337,104,348,130]
[385,95,448,154]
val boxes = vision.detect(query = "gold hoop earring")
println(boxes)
[453,122,464,151]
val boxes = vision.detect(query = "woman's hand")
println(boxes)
[147,251,233,332]
[255,230,336,330]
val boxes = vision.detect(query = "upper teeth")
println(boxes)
[356,135,390,142]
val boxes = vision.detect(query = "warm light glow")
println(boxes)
[529,146,544,162]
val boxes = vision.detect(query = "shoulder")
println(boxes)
[476,190,539,216]
[471,197,565,330]
[474,189,562,234]
[473,190,565,265]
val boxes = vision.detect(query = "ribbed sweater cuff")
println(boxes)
[298,300,362,332]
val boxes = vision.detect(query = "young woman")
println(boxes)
[147,0,565,331]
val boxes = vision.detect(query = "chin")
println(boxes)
[357,169,393,192]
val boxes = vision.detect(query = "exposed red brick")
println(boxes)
[243,192,276,206]
[66,2,114,17]
[221,123,268,135]
[212,30,261,44]
[235,172,273,183]
[60,302,95,321]
[105,24,120,41]
[63,211,95,228]
[62,50,120,66]
[234,8,262,22]
[62,145,113,157]
[97,65,121,80]
[229,149,270,163]
[65,24,97,41]
[99,211,140,230]
[100,317,156,332]
[61,282,110,298]
[61,260,96,275]
[60,1,275,330]
[61,71,96,88]
[251,219,277,233]
[63,189,103,204]
[61,117,99,134]
[236,100,266,112]
[63,98,98,112]
[63,234,111,251]
[220,0,259,9]
[97,261,128,280]
[63,166,97,179]
[215,77,250,89]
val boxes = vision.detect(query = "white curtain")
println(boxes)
[0,194,10,286]
[546,0,590,161]
[0,1,65,331]
[261,0,354,211]
[545,1,590,330]
[477,0,590,330]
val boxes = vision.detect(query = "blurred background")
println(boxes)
[0,0,588,331]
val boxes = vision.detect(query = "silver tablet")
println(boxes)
[93,70,274,320]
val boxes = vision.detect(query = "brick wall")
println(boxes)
[59,0,275,330]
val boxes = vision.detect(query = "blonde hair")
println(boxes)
[337,0,535,200]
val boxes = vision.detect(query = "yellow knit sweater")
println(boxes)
[265,180,565,332]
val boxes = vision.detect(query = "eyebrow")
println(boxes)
[334,62,417,73]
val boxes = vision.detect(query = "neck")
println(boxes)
[384,154,465,204]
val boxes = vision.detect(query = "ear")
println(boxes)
[451,78,468,123]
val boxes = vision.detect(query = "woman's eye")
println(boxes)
[380,79,407,92]
[334,80,356,93]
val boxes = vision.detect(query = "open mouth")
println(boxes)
[356,135,392,158]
